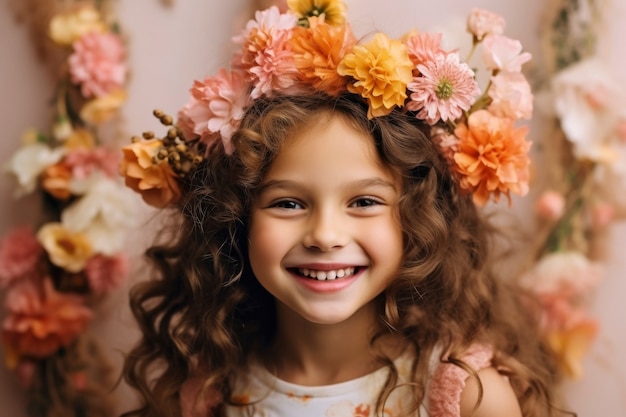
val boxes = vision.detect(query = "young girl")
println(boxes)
[121,3,563,417]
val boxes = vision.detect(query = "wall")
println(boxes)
[0,0,624,415]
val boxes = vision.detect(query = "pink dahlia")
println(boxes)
[85,253,128,294]
[69,31,126,98]
[64,146,120,179]
[0,227,43,287]
[2,278,93,358]
[183,69,250,154]
[407,53,480,125]
[404,32,447,68]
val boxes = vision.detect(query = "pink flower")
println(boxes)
[179,69,250,154]
[430,126,459,163]
[481,35,531,73]
[591,202,615,229]
[466,8,505,41]
[0,227,43,287]
[407,53,480,124]
[69,31,126,98]
[2,278,93,358]
[534,190,565,220]
[404,32,447,68]
[85,253,129,294]
[64,147,120,179]
[487,72,533,120]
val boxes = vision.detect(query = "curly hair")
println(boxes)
[121,93,563,417]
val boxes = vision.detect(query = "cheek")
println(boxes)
[248,217,288,270]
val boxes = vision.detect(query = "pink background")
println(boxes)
[1,0,625,415]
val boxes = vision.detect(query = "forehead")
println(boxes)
[261,114,397,186]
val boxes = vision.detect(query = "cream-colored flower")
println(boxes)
[79,89,127,124]
[36,223,93,272]
[48,5,106,46]
[61,177,139,255]
[5,143,66,196]
[52,116,73,141]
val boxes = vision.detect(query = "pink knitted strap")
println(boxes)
[427,344,493,417]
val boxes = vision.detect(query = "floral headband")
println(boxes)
[121,0,534,208]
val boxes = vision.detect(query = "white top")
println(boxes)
[224,352,430,417]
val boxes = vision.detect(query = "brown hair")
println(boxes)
[122,93,562,417]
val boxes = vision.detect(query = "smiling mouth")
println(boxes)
[293,267,359,281]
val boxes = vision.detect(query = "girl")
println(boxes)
[121,3,563,417]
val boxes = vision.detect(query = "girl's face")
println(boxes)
[248,114,403,327]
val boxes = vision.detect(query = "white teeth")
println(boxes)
[298,267,356,280]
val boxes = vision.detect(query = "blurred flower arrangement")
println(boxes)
[121,0,535,210]
[2,1,136,416]
[519,0,623,380]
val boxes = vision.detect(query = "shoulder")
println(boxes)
[460,367,522,417]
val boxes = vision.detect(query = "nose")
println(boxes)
[302,207,349,251]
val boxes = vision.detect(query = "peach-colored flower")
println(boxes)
[120,139,182,208]
[180,69,250,154]
[85,253,128,294]
[0,227,43,287]
[290,17,356,96]
[481,35,532,73]
[546,319,598,379]
[452,110,531,205]
[287,0,347,26]
[41,162,73,200]
[466,8,505,41]
[338,33,413,118]
[80,89,127,124]
[430,126,460,163]
[534,190,565,220]
[48,5,106,46]
[69,32,127,98]
[407,52,480,124]
[591,202,615,229]
[487,71,533,120]
[36,223,93,273]
[404,32,447,68]
[1,278,92,359]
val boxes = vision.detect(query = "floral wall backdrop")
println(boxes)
[1,1,624,416]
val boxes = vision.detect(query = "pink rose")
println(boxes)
[0,227,43,287]
[487,72,533,120]
[481,35,531,72]
[64,146,120,179]
[534,190,565,220]
[85,253,129,294]
[466,8,505,41]
[69,31,126,98]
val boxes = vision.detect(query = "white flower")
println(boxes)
[61,177,139,255]
[551,57,625,162]
[5,143,65,196]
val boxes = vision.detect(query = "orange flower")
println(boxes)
[338,33,413,118]
[41,163,73,200]
[290,17,356,95]
[546,319,598,379]
[452,110,531,206]
[2,278,92,362]
[120,139,182,208]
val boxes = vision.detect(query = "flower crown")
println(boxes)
[121,0,533,208]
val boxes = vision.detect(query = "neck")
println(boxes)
[264,300,403,386]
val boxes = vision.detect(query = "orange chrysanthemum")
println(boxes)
[338,33,413,118]
[290,17,357,96]
[452,110,531,206]
[120,139,182,208]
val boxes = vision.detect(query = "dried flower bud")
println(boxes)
[142,131,155,139]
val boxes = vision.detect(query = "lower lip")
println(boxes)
[291,270,362,293]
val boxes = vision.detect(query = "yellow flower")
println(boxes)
[287,0,347,26]
[546,319,598,379]
[338,33,413,118]
[48,5,106,46]
[37,223,93,273]
[80,89,127,124]
[63,127,96,150]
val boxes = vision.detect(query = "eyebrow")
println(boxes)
[257,177,398,194]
